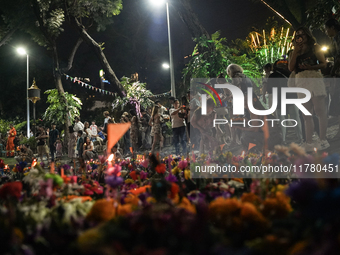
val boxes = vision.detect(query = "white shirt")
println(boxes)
[74,121,84,132]
[90,125,98,136]
[169,108,185,128]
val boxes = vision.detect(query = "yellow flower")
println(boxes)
[125,179,134,184]
[171,166,181,175]
[171,160,176,166]
[184,170,191,179]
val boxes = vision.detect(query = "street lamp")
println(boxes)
[17,47,30,138]
[150,0,176,98]
[321,46,328,52]
[162,63,170,69]
[28,78,41,137]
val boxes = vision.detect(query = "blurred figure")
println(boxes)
[170,99,187,155]
[6,123,16,157]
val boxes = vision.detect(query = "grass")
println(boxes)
[0,157,17,166]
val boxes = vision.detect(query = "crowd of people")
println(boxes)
[3,19,340,163]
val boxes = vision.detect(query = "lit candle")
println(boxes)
[314,147,317,154]
[50,162,55,173]
[241,151,245,158]
[108,154,114,166]
[267,152,272,158]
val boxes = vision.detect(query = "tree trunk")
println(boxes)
[52,44,70,152]
[173,0,211,40]
[0,27,17,47]
[173,0,214,52]
[73,18,126,97]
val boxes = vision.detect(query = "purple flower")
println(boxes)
[140,171,148,180]
[62,164,71,171]
[105,175,124,188]
[165,173,178,183]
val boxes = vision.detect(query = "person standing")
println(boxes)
[6,124,16,157]
[130,114,139,155]
[36,126,49,165]
[68,126,77,164]
[121,112,131,156]
[267,59,303,144]
[73,116,84,133]
[288,27,329,151]
[49,123,59,162]
[140,108,151,150]
[325,18,340,140]
[149,105,162,153]
[169,99,187,156]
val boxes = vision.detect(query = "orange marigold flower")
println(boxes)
[178,197,196,214]
[129,185,151,196]
[241,193,262,206]
[117,203,133,216]
[155,164,166,174]
[169,183,179,199]
[86,199,116,223]
[124,193,140,206]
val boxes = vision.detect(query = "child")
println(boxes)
[111,144,122,159]
[55,138,63,161]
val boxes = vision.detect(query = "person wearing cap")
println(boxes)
[49,123,59,162]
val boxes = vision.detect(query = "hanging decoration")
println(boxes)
[149,91,171,98]
[63,74,115,96]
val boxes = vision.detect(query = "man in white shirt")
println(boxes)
[73,116,84,133]
[169,99,187,155]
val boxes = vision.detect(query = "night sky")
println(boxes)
[0,0,333,121]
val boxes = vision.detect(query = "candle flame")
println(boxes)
[314,147,317,152]
[241,151,245,157]
[108,154,114,161]
[267,152,272,157]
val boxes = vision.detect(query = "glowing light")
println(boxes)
[241,151,245,157]
[314,147,317,153]
[267,152,272,157]
[17,47,27,55]
[150,0,166,6]
[162,63,170,69]
[108,154,114,161]
[260,0,292,25]
[321,46,328,52]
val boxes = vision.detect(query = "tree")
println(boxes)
[0,0,126,148]
[43,89,82,131]
[183,32,262,87]
[306,0,340,30]
[112,76,154,118]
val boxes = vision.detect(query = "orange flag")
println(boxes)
[107,123,131,154]
[220,144,226,151]
[248,143,256,151]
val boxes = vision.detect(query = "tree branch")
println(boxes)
[61,37,83,72]
[30,0,54,46]
[0,27,17,47]
[72,17,126,97]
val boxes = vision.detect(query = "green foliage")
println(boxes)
[306,0,340,30]
[0,119,27,135]
[20,136,37,151]
[183,32,262,86]
[43,89,82,125]
[112,77,154,112]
